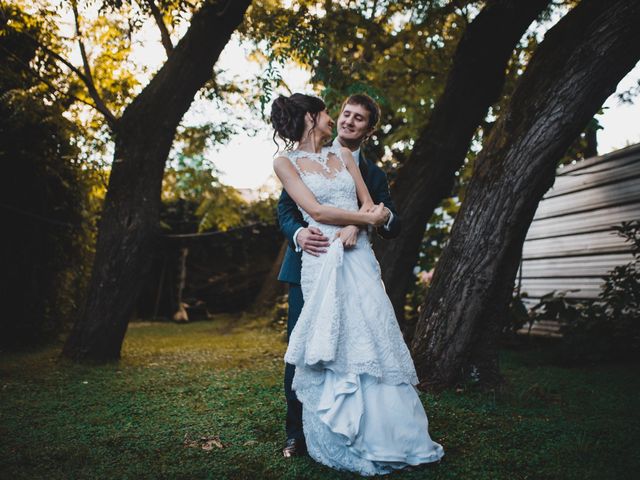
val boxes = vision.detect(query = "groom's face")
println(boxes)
[337,103,372,145]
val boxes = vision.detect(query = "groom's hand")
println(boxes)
[297,227,330,256]
[369,203,388,227]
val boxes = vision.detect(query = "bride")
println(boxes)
[271,93,444,476]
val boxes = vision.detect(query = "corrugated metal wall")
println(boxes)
[518,143,640,301]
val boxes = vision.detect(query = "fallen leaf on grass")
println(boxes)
[183,433,225,451]
[201,437,224,450]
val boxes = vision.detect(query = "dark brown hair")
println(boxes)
[271,93,326,151]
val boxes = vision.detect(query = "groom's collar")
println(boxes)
[332,137,361,166]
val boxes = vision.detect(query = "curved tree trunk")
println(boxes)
[411,0,640,389]
[375,0,552,331]
[62,0,252,362]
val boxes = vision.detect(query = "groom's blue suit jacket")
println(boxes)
[277,150,401,285]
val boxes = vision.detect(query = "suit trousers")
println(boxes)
[284,283,304,441]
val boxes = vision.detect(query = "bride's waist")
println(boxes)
[301,228,370,260]
[306,223,369,236]
[306,223,341,236]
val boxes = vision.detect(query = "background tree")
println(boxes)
[410,0,640,388]
[55,0,253,362]
[374,0,553,328]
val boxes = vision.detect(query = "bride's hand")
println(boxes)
[359,201,375,213]
[367,203,387,226]
[335,225,359,249]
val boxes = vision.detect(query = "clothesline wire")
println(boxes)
[1,202,271,238]
[0,202,77,228]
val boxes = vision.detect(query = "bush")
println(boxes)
[1,10,96,348]
[527,221,640,364]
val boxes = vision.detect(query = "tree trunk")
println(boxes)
[374,0,551,331]
[251,239,287,313]
[172,247,189,322]
[585,122,598,158]
[62,0,252,362]
[411,0,640,389]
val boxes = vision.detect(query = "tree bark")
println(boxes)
[62,0,252,362]
[374,0,551,331]
[251,239,287,312]
[585,122,598,158]
[411,0,640,389]
[172,247,189,322]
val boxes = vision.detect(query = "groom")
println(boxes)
[277,93,402,457]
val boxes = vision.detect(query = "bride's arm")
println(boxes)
[274,156,386,226]
[340,147,383,214]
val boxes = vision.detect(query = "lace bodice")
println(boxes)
[283,145,359,237]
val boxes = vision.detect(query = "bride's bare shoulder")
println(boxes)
[273,154,291,167]
[273,154,299,179]
[339,147,356,167]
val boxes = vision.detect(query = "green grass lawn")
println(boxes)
[1,315,638,479]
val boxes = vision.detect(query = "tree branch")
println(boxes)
[145,0,173,56]
[121,0,252,131]
[3,25,118,124]
[369,0,378,20]
[397,55,440,77]
[70,0,117,126]
[0,44,99,112]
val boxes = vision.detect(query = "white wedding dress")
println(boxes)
[283,144,444,476]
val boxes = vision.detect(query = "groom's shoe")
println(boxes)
[282,437,307,458]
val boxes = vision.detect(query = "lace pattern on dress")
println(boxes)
[285,144,347,178]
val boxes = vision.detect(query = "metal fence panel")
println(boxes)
[519,144,639,301]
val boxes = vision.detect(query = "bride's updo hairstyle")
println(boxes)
[271,93,326,151]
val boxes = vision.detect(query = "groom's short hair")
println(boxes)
[341,94,381,131]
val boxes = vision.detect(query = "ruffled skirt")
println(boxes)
[285,236,444,475]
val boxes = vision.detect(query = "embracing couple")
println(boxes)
[272,93,444,476]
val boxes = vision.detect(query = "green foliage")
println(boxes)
[403,196,459,331]
[559,221,640,363]
[526,221,640,364]
[559,115,603,164]
[161,152,277,234]
[1,317,639,479]
[195,187,277,233]
[100,0,197,29]
[8,0,248,171]
[1,4,98,347]
[196,184,252,232]
[175,122,236,158]
[270,293,289,336]
[243,1,479,165]
[503,291,532,339]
